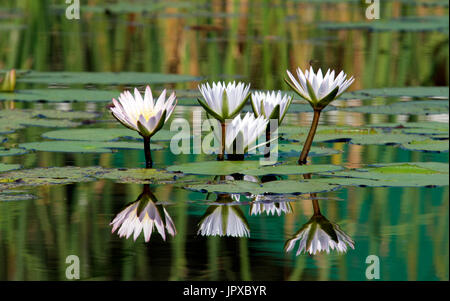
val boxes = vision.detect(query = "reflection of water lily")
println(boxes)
[285,214,354,255]
[198,81,250,122]
[211,112,268,154]
[250,196,292,216]
[285,67,354,110]
[110,85,177,138]
[110,185,176,242]
[251,90,292,125]
[198,194,250,237]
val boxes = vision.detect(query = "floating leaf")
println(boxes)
[318,162,449,187]
[0,163,21,172]
[345,87,449,99]
[341,100,449,115]
[16,71,200,85]
[0,89,119,102]
[186,180,340,195]
[0,190,36,202]
[277,143,341,157]
[401,139,449,152]
[41,128,175,142]
[18,140,162,153]
[0,148,28,157]
[96,168,182,183]
[167,161,341,176]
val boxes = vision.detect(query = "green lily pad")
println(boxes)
[0,163,21,172]
[282,126,428,145]
[277,143,341,157]
[0,148,28,157]
[0,89,119,102]
[41,128,175,142]
[16,71,200,85]
[318,162,449,187]
[18,140,162,153]
[341,100,449,115]
[97,168,182,183]
[346,87,449,99]
[401,139,449,152]
[370,122,449,138]
[186,179,340,195]
[167,161,341,176]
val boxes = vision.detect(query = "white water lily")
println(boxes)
[198,81,251,122]
[110,85,177,138]
[251,90,293,125]
[285,67,354,109]
[198,204,250,237]
[110,188,176,242]
[211,112,268,154]
[285,214,354,255]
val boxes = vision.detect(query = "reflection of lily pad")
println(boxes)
[167,161,341,176]
[16,71,200,85]
[319,162,449,187]
[0,190,36,202]
[186,180,340,195]
[41,128,175,142]
[341,100,449,115]
[18,140,162,153]
[0,89,118,102]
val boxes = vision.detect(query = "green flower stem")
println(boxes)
[143,135,153,168]
[303,173,321,215]
[218,121,225,161]
[298,109,322,165]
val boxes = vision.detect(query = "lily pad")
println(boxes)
[401,139,449,152]
[0,148,28,157]
[0,89,119,102]
[97,168,182,183]
[186,179,340,195]
[41,128,175,142]
[167,161,342,176]
[0,190,36,202]
[277,143,341,157]
[0,163,21,172]
[346,87,449,99]
[18,140,162,153]
[341,100,449,115]
[318,162,449,187]
[16,71,200,85]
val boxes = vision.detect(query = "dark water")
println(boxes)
[0,0,448,281]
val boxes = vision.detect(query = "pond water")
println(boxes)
[0,0,448,281]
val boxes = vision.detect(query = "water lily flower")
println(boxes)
[198,81,251,122]
[0,69,16,92]
[198,194,250,237]
[211,112,269,156]
[110,85,177,167]
[285,213,354,255]
[285,67,354,164]
[251,90,293,125]
[110,185,176,242]
[285,67,354,110]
